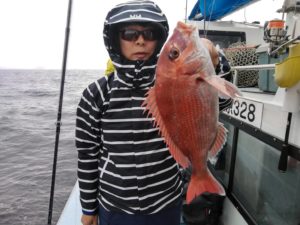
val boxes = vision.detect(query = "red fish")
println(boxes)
[143,21,241,203]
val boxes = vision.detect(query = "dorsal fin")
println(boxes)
[143,88,191,168]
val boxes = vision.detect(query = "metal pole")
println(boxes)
[203,0,207,37]
[185,0,188,23]
[231,64,276,71]
[47,0,73,224]
[231,64,276,86]
[278,112,292,172]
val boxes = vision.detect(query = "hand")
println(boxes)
[201,38,219,68]
[81,214,98,225]
[182,193,225,225]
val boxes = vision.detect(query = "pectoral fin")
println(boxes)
[203,75,242,98]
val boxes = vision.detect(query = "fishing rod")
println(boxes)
[47,0,73,224]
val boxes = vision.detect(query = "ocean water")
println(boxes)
[0,69,103,225]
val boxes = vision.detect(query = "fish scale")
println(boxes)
[143,21,241,203]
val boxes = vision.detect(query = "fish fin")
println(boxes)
[143,88,191,169]
[209,123,227,159]
[186,169,225,204]
[203,75,242,98]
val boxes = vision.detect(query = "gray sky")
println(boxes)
[0,0,283,70]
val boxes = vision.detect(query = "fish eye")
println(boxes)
[168,47,180,60]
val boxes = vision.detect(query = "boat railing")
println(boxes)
[214,64,300,224]
[231,64,276,86]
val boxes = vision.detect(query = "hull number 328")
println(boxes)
[222,97,264,129]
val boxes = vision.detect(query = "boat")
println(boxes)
[56,0,300,224]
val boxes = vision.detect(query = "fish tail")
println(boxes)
[186,169,225,204]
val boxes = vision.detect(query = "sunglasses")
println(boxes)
[119,29,158,41]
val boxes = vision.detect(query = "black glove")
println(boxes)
[182,193,225,225]
[180,160,226,225]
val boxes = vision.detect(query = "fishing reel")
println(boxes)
[263,19,288,57]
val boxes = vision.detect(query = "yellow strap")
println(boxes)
[104,59,115,76]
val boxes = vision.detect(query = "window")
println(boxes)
[232,130,300,225]
[198,30,246,48]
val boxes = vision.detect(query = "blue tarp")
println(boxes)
[189,0,259,21]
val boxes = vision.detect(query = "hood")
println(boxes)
[103,0,169,87]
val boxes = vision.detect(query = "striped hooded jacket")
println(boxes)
[76,0,182,216]
[76,0,232,216]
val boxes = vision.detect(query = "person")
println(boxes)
[76,1,181,225]
[76,1,233,225]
